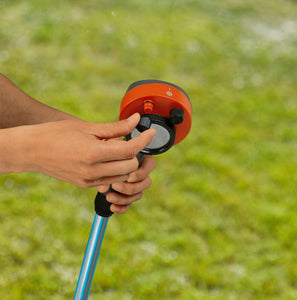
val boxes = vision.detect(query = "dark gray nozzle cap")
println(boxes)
[136,116,152,132]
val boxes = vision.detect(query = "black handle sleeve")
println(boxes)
[94,152,145,217]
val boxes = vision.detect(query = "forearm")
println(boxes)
[0,73,78,128]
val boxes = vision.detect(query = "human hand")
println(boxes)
[5,113,156,187]
[97,155,157,214]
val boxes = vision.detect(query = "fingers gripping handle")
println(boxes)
[94,153,144,217]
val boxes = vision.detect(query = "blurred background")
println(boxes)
[0,0,296,299]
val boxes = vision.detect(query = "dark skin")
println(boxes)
[0,73,157,214]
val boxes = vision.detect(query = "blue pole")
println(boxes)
[74,214,109,300]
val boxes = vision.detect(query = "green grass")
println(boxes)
[1,0,297,299]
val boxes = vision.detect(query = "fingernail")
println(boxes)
[127,113,137,121]
[97,185,110,193]
[127,114,135,121]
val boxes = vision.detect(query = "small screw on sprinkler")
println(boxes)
[136,116,152,132]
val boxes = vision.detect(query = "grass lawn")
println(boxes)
[0,0,297,299]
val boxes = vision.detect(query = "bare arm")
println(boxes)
[0,73,78,128]
[0,74,157,214]
[0,116,155,185]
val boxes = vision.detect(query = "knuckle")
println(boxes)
[111,182,123,193]
[113,183,135,196]
[83,145,100,165]
[83,150,95,165]
[81,166,98,181]
[125,184,137,196]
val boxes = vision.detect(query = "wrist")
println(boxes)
[0,126,34,174]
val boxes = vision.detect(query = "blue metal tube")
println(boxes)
[74,214,109,300]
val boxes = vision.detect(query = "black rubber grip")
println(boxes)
[94,187,114,217]
[94,152,144,217]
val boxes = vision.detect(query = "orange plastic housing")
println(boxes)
[119,81,192,145]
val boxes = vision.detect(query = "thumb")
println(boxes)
[91,113,140,139]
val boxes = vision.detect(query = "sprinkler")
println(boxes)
[74,80,192,299]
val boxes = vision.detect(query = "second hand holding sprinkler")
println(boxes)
[74,79,192,300]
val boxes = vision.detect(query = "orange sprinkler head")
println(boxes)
[120,80,192,155]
